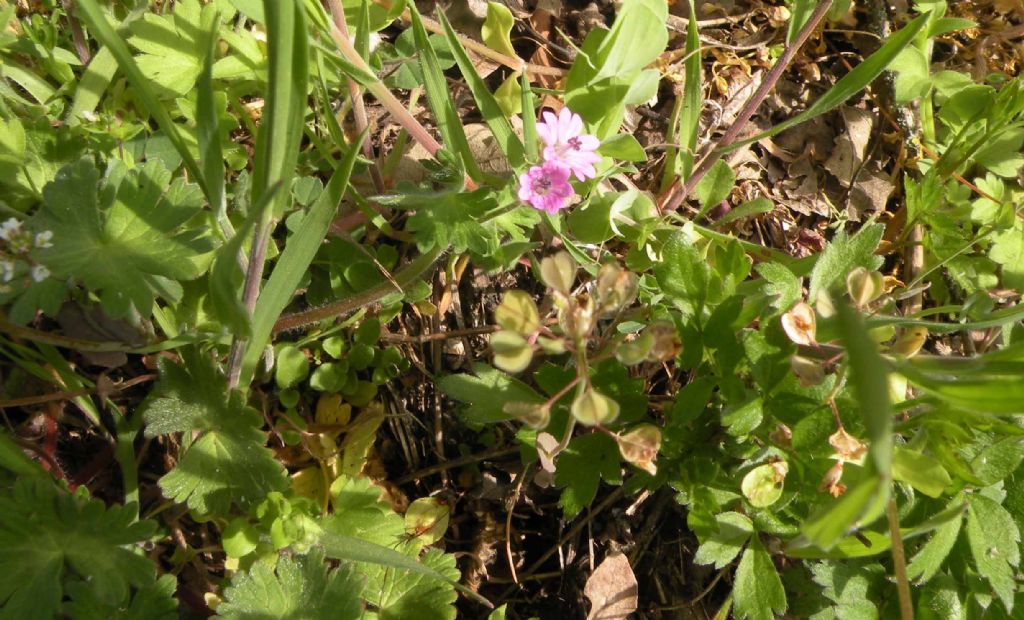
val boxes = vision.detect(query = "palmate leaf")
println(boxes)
[555,433,623,517]
[33,157,217,318]
[141,355,287,517]
[126,0,234,98]
[216,549,363,620]
[0,479,161,619]
[382,187,518,255]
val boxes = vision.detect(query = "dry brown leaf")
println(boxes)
[824,106,874,185]
[585,552,639,620]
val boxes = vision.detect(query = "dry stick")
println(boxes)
[0,374,157,409]
[405,12,566,78]
[659,0,835,213]
[327,0,384,193]
[394,445,519,484]
[887,498,915,620]
[500,485,628,598]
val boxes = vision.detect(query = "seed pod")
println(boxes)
[781,301,817,346]
[571,387,620,426]
[503,401,551,429]
[616,424,661,475]
[846,267,884,307]
[539,251,577,295]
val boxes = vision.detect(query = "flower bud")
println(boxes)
[819,461,846,497]
[829,428,867,462]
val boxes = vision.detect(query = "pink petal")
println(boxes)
[535,122,554,146]
[557,108,574,140]
[565,111,584,138]
[577,135,600,151]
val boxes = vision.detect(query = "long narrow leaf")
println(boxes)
[721,11,930,153]
[251,0,309,219]
[521,70,537,161]
[239,137,361,385]
[408,5,483,180]
[67,46,118,124]
[835,301,894,477]
[436,10,525,168]
[74,0,211,202]
[197,6,227,229]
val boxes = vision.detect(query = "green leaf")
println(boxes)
[481,2,516,58]
[555,433,622,517]
[63,573,179,620]
[140,355,287,516]
[74,0,213,203]
[126,0,206,97]
[834,301,893,477]
[364,549,458,620]
[197,5,226,225]
[654,229,709,316]
[907,506,963,583]
[251,0,308,220]
[238,133,362,386]
[216,549,362,620]
[694,512,753,569]
[733,537,786,620]
[436,11,525,167]
[33,158,216,318]
[757,262,801,314]
[799,474,889,551]
[966,494,1020,613]
[990,220,1024,292]
[438,363,545,424]
[723,12,931,152]
[0,479,160,618]
[808,224,884,303]
[563,0,668,136]
[409,6,483,181]
[971,438,1024,486]
[275,344,310,389]
[809,560,884,620]
[695,159,735,213]
[892,447,951,498]
[386,188,503,255]
[598,134,647,162]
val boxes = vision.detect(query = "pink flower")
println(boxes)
[518,161,574,214]
[536,108,602,181]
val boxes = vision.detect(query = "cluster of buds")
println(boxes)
[517,108,602,214]
[0,217,53,290]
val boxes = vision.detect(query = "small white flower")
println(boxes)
[34,230,53,248]
[30,264,50,282]
[0,260,14,283]
[0,218,21,242]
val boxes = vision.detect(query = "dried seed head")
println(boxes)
[829,427,867,462]
[790,355,825,387]
[846,267,884,307]
[781,301,817,346]
[539,251,577,295]
[616,424,662,475]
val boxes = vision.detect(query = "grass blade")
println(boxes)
[238,135,362,386]
[521,70,537,162]
[251,0,308,219]
[663,0,701,189]
[197,6,228,233]
[436,10,525,168]
[408,5,483,181]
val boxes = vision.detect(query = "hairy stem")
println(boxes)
[886,497,915,620]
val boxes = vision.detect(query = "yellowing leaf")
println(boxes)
[481,2,516,58]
